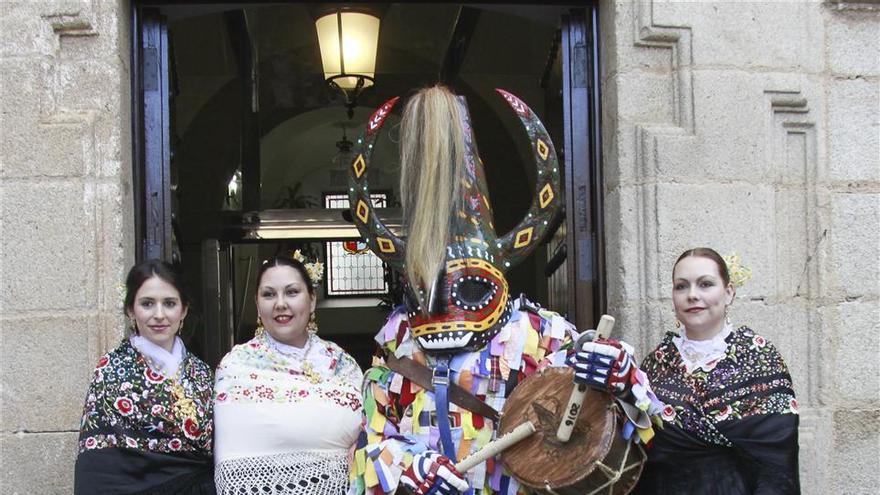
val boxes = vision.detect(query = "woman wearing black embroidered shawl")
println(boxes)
[75,260,215,494]
[570,248,799,494]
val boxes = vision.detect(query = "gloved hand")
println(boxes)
[400,451,469,495]
[567,337,637,397]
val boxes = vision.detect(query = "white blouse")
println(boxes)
[673,323,733,373]
[130,335,184,377]
[213,331,363,495]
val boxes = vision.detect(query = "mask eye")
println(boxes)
[452,276,497,311]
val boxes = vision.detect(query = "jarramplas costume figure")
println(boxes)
[346,85,603,494]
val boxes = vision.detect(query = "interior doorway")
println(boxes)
[132,2,603,367]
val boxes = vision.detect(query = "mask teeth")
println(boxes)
[417,332,473,350]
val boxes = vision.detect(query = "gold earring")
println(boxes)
[255,314,264,338]
[725,306,731,325]
[307,312,318,334]
[177,317,185,333]
[130,316,138,334]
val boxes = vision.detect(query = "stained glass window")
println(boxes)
[324,193,389,296]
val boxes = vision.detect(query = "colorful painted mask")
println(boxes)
[349,88,561,353]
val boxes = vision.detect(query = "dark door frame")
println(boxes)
[132,7,172,262]
[562,5,606,331]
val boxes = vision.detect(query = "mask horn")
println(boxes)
[348,96,406,270]
[493,89,563,269]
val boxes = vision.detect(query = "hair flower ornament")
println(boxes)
[291,249,325,285]
[723,252,752,289]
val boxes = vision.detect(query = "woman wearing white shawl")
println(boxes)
[213,256,363,495]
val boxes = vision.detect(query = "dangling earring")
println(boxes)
[177,317,185,334]
[255,314,264,338]
[307,312,318,334]
[724,306,731,325]
[130,316,139,335]
[672,307,681,329]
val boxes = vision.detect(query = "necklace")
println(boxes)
[266,333,323,384]
[140,353,198,423]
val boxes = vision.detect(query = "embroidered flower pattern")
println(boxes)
[144,367,165,384]
[114,397,134,416]
[78,339,214,455]
[641,326,797,447]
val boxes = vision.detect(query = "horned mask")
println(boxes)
[349,86,561,354]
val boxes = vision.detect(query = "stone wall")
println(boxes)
[600,1,879,493]
[0,1,132,492]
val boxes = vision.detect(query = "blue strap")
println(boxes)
[433,357,457,460]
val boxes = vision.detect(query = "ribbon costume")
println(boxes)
[347,86,576,494]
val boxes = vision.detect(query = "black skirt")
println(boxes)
[634,414,800,495]
[75,448,216,495]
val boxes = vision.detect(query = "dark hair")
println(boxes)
[256,257,315,296]
[674,247,730,286]
[124,259,192,313]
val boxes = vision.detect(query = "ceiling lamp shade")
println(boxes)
[316,10,380,91]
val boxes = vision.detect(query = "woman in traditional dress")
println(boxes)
[75,260,215,494]
[571,247,800,494]
[212,256,363,495]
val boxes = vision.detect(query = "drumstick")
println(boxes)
[455,421,536,473]
[556,315,615,443]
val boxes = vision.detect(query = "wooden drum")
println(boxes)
[498,367,646,495]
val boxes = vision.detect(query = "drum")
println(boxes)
[498,367,646,494]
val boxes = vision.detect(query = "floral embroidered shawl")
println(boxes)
[74,338,215,494]
[212,331,363,495]
[635,326,800,494]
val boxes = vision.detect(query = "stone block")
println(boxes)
[828,193,880,298]
[0,314,99,432]
[607,300,671,361]
[0,3,55,58]
[0,181,97,312]
[597,1,677,77]
[654,182,777,296]
[2,121,89,178]
[831,409,880,493]
[602,105,640,188]
[0,56,99,178]
[814,305,842,405]
[604,186,635,303]
[773,189,812,298]
[826,10,880,77]
[94,181,133,314]
[0,58,42,117]
[834,301,880,407]
[0,431,78,494]
[797,407,833,495]
[49,57,117,115]
[734,299,811,403]
[827,78,880,182]
[614,70,675,125]
[651,1,824,72]
[654,70,822,183]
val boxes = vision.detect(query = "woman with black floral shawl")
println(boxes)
[75,260,215,494]
[571,248,799,494]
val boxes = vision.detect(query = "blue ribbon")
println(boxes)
[433,356,457,461]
